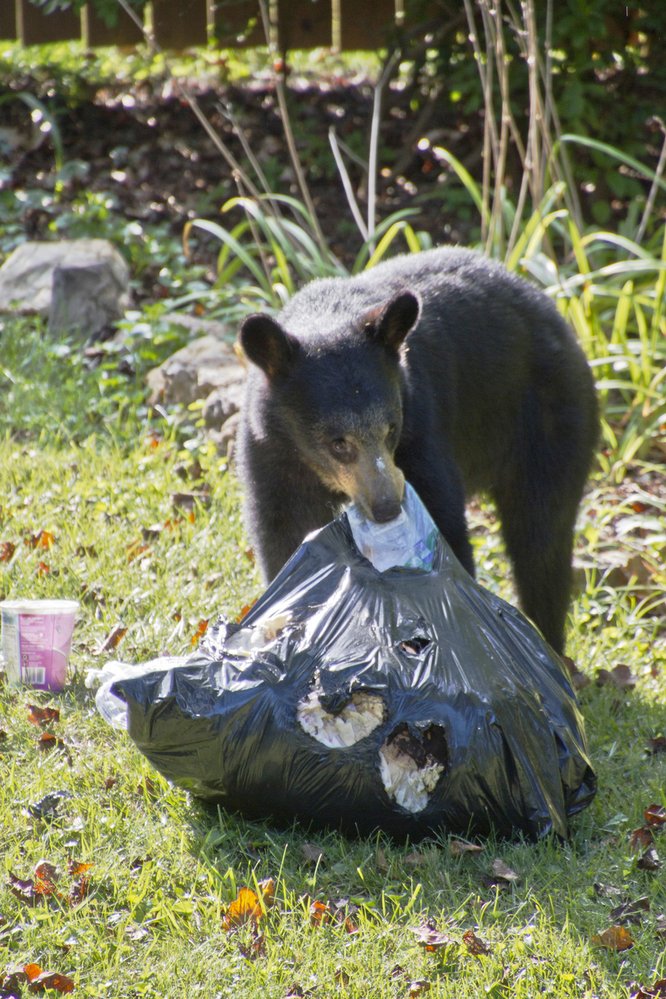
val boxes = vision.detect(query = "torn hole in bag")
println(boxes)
[397,635,432,656]
[297,687,385,748]
[379,723,448,813]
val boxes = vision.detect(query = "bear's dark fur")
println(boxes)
[237,247,598,653]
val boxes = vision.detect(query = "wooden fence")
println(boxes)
[0,0,406,51]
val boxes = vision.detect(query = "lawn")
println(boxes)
[1,29,666,999]
[0,310,664,998]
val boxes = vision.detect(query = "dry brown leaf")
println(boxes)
[630,979,666,999]
[610,896,650,924]
[592,924,635,951]
[637,846,662,871]
[646,735,666,755]
[411,920,456,953]
[450,839,484,857]
[629,826,654,853]
[491,858,520,883]
[222,887,263,931]
[301,842,325,866]
[190,618,209,647]
[462,928,492,955]
[408,982,431,997]
[0,540,16,562]
[27,704,60,726]
[96,624,127,653]
[644,803,666,828]
[596,663,637,690]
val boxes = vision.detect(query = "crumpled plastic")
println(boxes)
[100,506,596,841]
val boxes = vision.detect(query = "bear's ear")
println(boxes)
[239,314,300,380]
[364,291,420,353]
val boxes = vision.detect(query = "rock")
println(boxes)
[0,240,129,335]
[146,332,246,409]
[146,327,246,455]
[49,260,128,338]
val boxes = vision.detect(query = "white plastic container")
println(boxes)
[1,599,79,691]
[346,482,439,572]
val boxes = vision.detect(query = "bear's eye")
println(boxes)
[386,424,399,449]
[329,437,354,462]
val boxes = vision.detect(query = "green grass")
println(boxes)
[0,20,665,988]
[0,314,665,999]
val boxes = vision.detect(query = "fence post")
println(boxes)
[152,0,209,49]
[82,3,146,47]
[338,0,397,50]
[211,1,263,47]
[276,0,332,51]
[0,3,17,40]
[15,0,81,45]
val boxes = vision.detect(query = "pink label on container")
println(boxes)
[17,612,75,691]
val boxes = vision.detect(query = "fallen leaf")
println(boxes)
[27,705,60,726]
[135,776,160,800]
[637,846,662,871]
[68,876,90,907]
[190,619,209,647]
[27,969,74,994]
[562,654,591,690]
[126,540,151,563]
[592,925,635,951]
[630,978,666,998]
[36,561,50,576]
[222,887,264,931]
[67,860,93,877]
[593,882,625,899]
[334,968,350,987]
[450,839,484,857]
[26,789,72,821]
[95,624,127,653]
[375,846,389,873]
[462,928,492,955]
[301,842,325,866]
[404,850,429,867]
[171,491,210,513]
[7,872,43,906]
[644,803,666,828]
[411,919,456,953]
[309,900,332,927]
[37,732,66,752]
[596,663,637,690]
[236,599,257,622]
[629,827,654,853]
[646,735,666,755]
[33,861,59,895]
[408,982,431,997]
[490,858,520,883]
[0,540,16,562]
[25,530,55,550]
[610,896,650,924]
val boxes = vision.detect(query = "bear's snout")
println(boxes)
[370,498,403,523]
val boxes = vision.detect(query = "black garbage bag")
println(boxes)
[106,508,596,841]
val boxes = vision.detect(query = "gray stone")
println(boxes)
[146,332,246,409]
[0,240,129,328]
[202,380,246,429]
[49,260,128,338]
[146,328,247,456]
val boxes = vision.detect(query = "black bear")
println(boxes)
[236,247,598,654]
